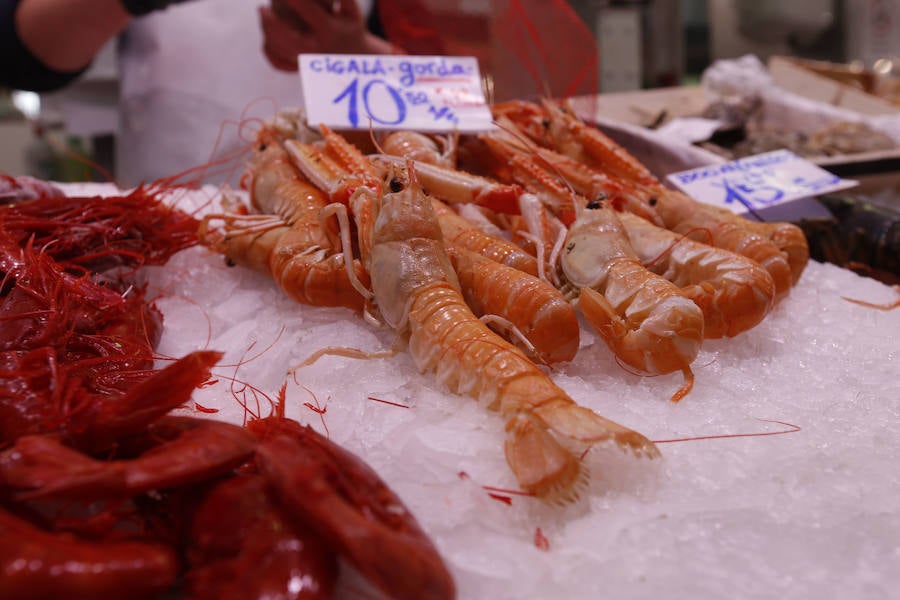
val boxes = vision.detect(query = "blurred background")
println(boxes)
[2,0,897,183]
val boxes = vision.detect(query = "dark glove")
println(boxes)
[120,0,192,16]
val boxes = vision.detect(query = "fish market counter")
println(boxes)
[52,181,899,600]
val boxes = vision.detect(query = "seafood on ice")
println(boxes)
[355,157,658,503]
[198,103,808,501]
[0,183,454,600]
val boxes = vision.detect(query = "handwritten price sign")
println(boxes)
[298,54,493,132]
[667,150,857,216]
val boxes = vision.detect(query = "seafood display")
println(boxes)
[197,100,810,501]
[2,100,897,598]
[202,124,659,504]
[171,179,900,599]
[0,185,454,600]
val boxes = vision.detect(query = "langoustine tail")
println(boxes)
[502,376,659,504]
[504,412,584,505]
[530,400,660,459]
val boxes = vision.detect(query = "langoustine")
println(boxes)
[446,244,579,364]
[474,129,705,398]
[617,211,777,339]
[561,201,705,401]
[198,126,370,311]
[355,158,659,503]
[492,99,809,297]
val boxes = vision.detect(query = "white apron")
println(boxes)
[116,0,372,187]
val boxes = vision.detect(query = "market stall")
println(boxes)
[146,182,899,600]
[3,2,900,599]
[4,99,898,597]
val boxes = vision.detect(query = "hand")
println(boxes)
[259,0,396,71]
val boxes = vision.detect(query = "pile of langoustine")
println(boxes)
[0,182,454,599]
[198,99,810,506]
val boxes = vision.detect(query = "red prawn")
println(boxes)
[0,177,456,599]
[0,186,200,274]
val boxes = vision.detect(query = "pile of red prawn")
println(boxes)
[0,185,454,600]
[196,100,810,505]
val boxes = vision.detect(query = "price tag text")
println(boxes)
[299,54,493,132]
[666,150,857,215]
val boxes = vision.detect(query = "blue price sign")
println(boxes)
[667,150,858,215]
[298,54,493,132]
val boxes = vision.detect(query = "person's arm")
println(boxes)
[14,0,131,73]
[0,0,188,91]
